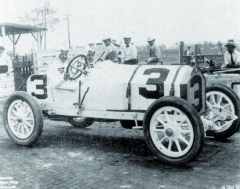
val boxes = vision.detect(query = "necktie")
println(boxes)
[231,53,235,65]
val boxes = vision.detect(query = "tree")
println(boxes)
[19,2,60,49]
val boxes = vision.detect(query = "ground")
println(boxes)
[0,99,240,189]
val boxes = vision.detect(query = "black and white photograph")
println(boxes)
[0,0,240,188]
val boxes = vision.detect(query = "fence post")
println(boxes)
[179,41,184,64]
[194,44,200,67]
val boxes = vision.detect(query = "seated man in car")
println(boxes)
[223,40,240,68]
[98,36,119,63]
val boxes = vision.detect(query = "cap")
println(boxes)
[147,37,155,42]
[102,35,111,41]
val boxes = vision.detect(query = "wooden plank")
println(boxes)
[179,41,184,64]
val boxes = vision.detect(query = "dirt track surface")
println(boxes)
[0,116,240,189]
[0,96,240,189]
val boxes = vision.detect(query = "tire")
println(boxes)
[66,54,88,80]
[143,96,204,165]
[3,91,43,146]
[205,84,240,139]
[120,120,143,129]
[68,117,94,128]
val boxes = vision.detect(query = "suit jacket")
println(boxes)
[148,45,162,63]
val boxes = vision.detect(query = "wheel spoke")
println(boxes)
[25,121,33,129]
[153,128,164,132]
[159,137,166,143]
[17,124,21,133]
[168,140,172,150]
[210,94,216,105]
[23,124,30,133]
[25,118,34,121]
[217,95,223,105]
[179,135,189,145]
[156,117,167,127]
[11,109,18,116]
[12,122,19,127]
[222,103,230,109]
[164,110,172,123]
[175,139,182,152]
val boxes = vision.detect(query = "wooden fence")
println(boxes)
[13,56,33,91]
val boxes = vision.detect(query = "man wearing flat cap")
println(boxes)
[121,36,138,65]
[223,40,240,68]
[146,37,163,65]
[99,36,119,63]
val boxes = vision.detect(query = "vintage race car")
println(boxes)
[2,54,239,165]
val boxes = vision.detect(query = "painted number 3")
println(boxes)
[139,68,170,99]
[31,75,48,99]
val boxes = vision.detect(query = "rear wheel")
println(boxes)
[68,117,94,128]
[205,84,240,139]
[144,96,204,165]
[3,91,43,146]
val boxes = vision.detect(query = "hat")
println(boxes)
[225,40,236,47]
[0,46,5,50]
[147,37,155,42]
[187,45,191,48]
[123,36,131,39]
[102,35,111,41]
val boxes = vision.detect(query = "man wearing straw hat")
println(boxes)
[121,36,138,65]
[145,37,163,65]
[223,40,240,68]
[99,36,119,63]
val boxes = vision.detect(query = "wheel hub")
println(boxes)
[17,116,23,123]
[165,128,174,137]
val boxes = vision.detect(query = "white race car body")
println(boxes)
[27,61,206,120]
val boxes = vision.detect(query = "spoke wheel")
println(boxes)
[3,92,43,146]
[144,96,204,165]
[205,84,240,139]
[150,107,194,158]
[7,100,35,139]
[66,54,88,80]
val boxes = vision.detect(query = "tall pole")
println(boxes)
[44,0,46,50]
[67,14,71,49]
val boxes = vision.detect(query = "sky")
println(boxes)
[0,0,239,54]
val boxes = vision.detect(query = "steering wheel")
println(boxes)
[66,54,88,80]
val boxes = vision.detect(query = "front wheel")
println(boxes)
[205,84,240,139]
[143,96,204,165]
[3,91,43,146]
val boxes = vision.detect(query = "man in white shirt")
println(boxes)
[121,36,138,65]
[0,46,13,74]
[99,36,119,63]
[223,41,240,68]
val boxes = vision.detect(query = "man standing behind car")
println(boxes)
[0,46,13,75]
[99,36,119,63]
[146,37,163,65]
[121,36,138,65]
[223,40,240,68]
